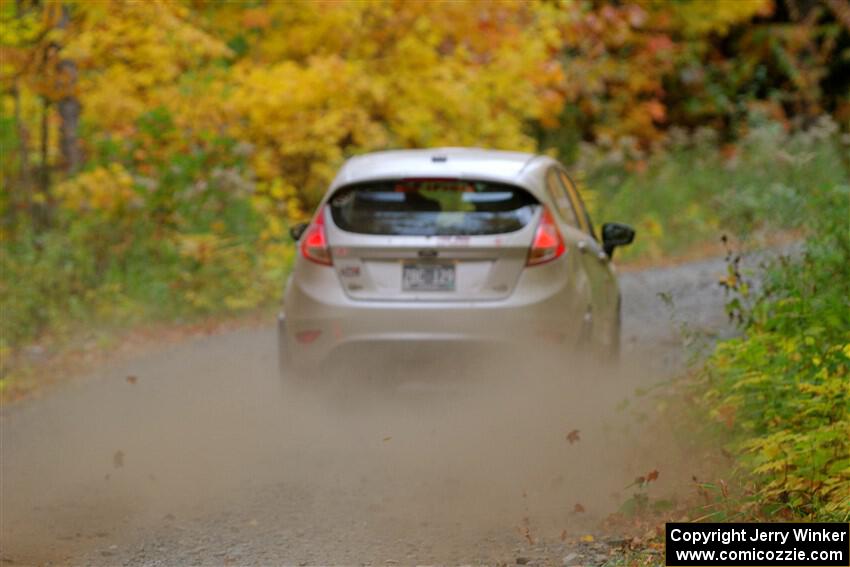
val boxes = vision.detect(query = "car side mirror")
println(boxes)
[289,222,309,242]
[601,222,635,258]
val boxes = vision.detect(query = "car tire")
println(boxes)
[277,313,299,389]
[607,296,622,363]
[589,298,621,367]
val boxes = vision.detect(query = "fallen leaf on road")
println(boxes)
[646,469,659,483]
[560,529,568,541]
[580,534,594,543]
[113,450,124,468]
[573,503,585,513]
[566,429,580,444]
[382,436,392,442]
[126,375,138,385]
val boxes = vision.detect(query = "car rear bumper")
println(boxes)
[280,267,586,374]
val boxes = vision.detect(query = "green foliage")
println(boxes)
[585,115,849,261]
[0,127,291,358]
[696,177,850,520]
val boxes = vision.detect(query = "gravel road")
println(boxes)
[1,252,777,566]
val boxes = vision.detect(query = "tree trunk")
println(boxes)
[36,94,51,229]
[56,3,81,174]
[57,80,82,174]
[12,81,32,229]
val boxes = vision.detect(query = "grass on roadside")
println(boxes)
[693,176,850,521]
[597,146,848,559]
[582,115,848,262]
[620,170,849,529]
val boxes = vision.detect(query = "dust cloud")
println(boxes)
[1,325,709,564]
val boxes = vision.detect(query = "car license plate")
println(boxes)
[402,262,455,292]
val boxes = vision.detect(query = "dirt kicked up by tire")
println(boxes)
[1,254,759,566]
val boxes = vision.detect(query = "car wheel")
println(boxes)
[277,313,299,389]
[607,296,622,363]
[589,298,621,366]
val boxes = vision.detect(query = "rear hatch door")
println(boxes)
[324,179,540,302]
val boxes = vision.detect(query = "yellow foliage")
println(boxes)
[6,0,789,222]
[665,0,772,37]
[65,0,231,132]
[211,0,556,210]
[55,163,138,216]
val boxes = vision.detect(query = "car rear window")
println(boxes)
[328,179,538,236]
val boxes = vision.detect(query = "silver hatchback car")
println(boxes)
[279,148,634,381]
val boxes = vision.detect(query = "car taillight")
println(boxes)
[527,207,566,266]
[295,329,322,344]
[300,205,333,266]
